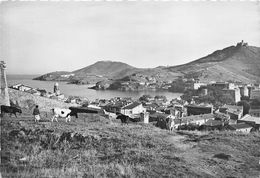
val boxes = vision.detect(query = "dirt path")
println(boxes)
[166,132,217,177]
[167,134,195,151]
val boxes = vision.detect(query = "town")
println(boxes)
[7,73,260,133]
[2,2,260,177]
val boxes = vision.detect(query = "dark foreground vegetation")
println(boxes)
[1,112,260,178]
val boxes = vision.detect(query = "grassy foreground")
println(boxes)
[1,112,260,178]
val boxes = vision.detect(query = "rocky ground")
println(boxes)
[1,112,260,178]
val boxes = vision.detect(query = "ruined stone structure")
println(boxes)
[0,61,10,106]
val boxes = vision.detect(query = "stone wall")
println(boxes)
[9,88,79,112]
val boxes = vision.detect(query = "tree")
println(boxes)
[155,95,167,102]
[108,82,122,90]
[139,95,152,103]
[237,100,250,116]
[168,79,186,92]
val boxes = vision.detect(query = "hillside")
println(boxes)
[34,42,260,85]
[34,60,181,85]
[1,113,260,177]
[167,43,260,83]
[8,88,79,112]
[73,61,139,79]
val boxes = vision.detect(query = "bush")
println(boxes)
[169,79,186,92]
[237,100,250,116]
[25,99,36,110]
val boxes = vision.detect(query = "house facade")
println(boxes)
[121,102,146,115]
[222,88,241,103]
[219,105,243,124]
[249,108,260,117]
[227,123,253,133]
[250,89,260,100]
[186,105,213,116]
[238,114,260,131]
[172,113,215,129]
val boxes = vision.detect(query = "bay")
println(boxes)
[7,75,182,101]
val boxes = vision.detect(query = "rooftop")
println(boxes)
[239,114,260,124]
[220,105,243,112]
[122,102,142,110]
[228,123,252,130]
[149,112,170,119]
[186,104,213,109]
[174,114,215,124]
[204,120,223,126]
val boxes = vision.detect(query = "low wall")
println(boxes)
[8,88,79,112]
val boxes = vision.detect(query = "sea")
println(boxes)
[7,75,182,101]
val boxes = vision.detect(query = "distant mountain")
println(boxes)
[34,42,260,85]
[167,42,260,83]
[34,60,181,84]
[33,71,71,81]
[73,61,140,79]
[34,61,139,84]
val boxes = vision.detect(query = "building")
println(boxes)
[250,89,260,100]
[222,88,241,103]
[10,84,33,92]
[149,112,173,122]
[186,104,213,116]
[219,105,243,124]
[170,113,215,130]
[177,113,215,126]
[187,82,207,90]
[238,114,260,131]
[239,86,249,97]
[201,120,225,131]
[0,61,10,106]
[254,83,260,89]
[211,82,235,90]
[249,108,260,117]
[227,123,253,133]
[144,103,159,111]
[103,101,126,114]
[121,102,146,116]
[140,112,149,123]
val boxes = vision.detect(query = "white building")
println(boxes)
[11,84,33,92]
[121,102,146,116]
[222,88,241,103]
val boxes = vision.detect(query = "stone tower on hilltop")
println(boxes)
[0,61,10,106]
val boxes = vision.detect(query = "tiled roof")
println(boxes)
[229,123,252,130]
[239,114,260,124]
[220,105,243,115]
[149,112,170,118]
[122,102,142,110]
[204,120,223,126]
[181,114,215,121]
[221,105,243,111]
[186,104,213,108]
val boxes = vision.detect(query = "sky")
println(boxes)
[1,1,260,75]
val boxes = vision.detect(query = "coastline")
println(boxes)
[7,75,183,101]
